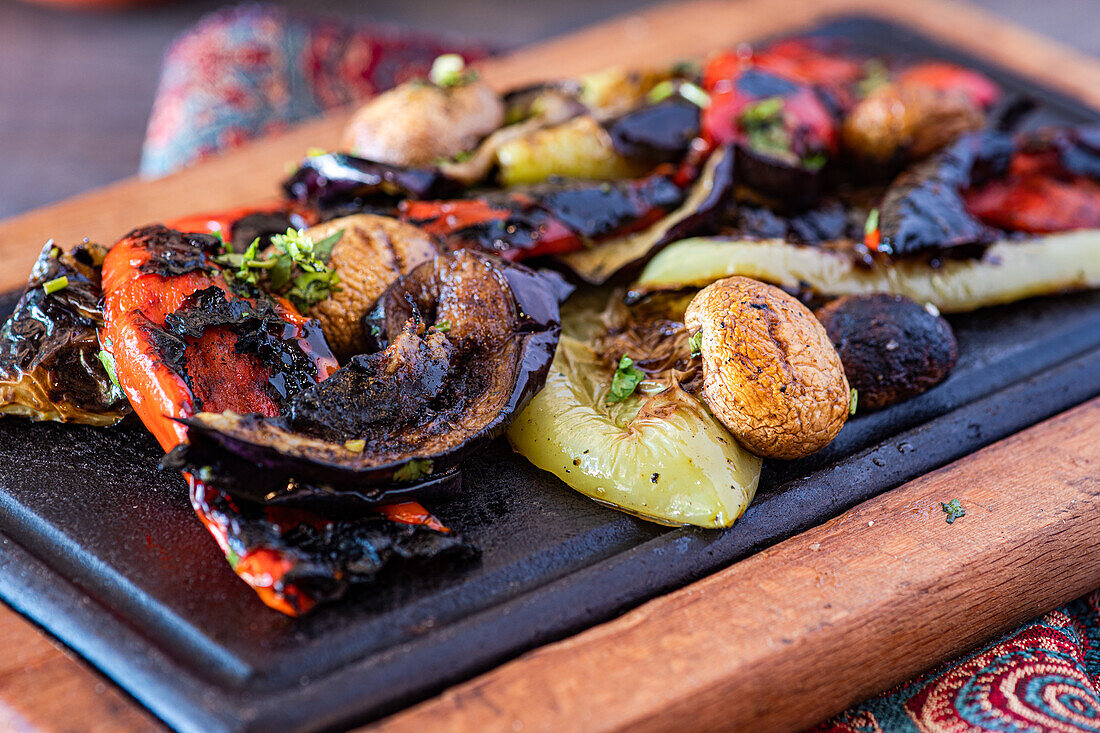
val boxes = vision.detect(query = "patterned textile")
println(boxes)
[142,7,1100,732]
[140,4,495,176]
[813,589,1100,732]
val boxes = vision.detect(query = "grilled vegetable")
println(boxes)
[301,215,438,357]
[191,478,475,616]
[0,241,129,425]
[283,153,460,211]
[816,294,958,410]
[341,71,504,168]
[400,170,685,261]
[496,115,649,186]
[557,145,735,283]
[100,224,470,615]
[171,252,565,490]
[685,277,849,459]
[507,335,761,528]
[702,53,839,204]
[629,231,1100,313]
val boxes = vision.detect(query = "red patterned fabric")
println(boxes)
[140,4,494,176]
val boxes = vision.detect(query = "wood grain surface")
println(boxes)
[0,0,1097,731]
[370,398,1100,733]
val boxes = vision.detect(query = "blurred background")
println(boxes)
[0,0,1096,220]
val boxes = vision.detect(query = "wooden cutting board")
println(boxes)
[0,0,1098,731]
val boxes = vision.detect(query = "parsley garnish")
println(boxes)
[740,96,796,161]
[214,228,343,310]
[689,330,703,357]
[864,208,880,237]
[647,80,711,108]
[435,319,452,333]
[43,276,68,295]
[394,459,435,482]
[849,388,859,416]
[97,348,122,392]
[429,54,476,87]
[941,499,966,524]
[606,355,645,404]
[226,547,241,569]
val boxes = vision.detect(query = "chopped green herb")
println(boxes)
[216,228,344,308]
[286,269,341,311]
[803,152,828,171]
[858,58,890,98]
[677,81,711,109]
[606,355,646,404]
[226,547,241,569]
[394,459,435,482]
[344,439,366,453]
[849,387,858,416]
[864,208,880,237]
[435,319,452,333]
[97,348,122,392]
[647,80,711,108]
[43,276,68,295]
[647,80,676,104]
[310,230,343,262]
[429,54,475,87]
[941,499,966,524]
[740,96,784,124]
[739,96,795,160]
[369,323,382,338]
[689,330,703,357]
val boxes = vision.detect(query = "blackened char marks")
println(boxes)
[164,286,322,405]
[128,224,224,277]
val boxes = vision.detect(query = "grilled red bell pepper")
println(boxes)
[100,224,457,615]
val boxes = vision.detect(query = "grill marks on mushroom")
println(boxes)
[685,276,849,459]
[302,214,438,358]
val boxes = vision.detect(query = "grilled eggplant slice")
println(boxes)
[0,241,129,425]
[557,145,736,283]
[176,252,565,491]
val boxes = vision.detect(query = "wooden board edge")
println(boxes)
[367,397,1100,733]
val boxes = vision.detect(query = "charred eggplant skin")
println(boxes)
[283,153,461,210]
[872,126,1100,256]
[816,293,958,410]
[174,252,566,493]
[0,240,129,424]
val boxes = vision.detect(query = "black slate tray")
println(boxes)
[2,16,1100,733]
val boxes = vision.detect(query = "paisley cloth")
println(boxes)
[141,6,1100,731]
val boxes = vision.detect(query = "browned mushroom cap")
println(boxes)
[842,82,984,163]
[303,215,438,358]
[341,80,504,168]
[685,276,849,460]
[815,293,958,410]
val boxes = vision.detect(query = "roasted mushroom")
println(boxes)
[816,294,958,410]
[0,240,129,425]
[685,276,849,459]
[301,215,438,357]
[173,251,566,494]
[842,62,996,165]
[341,76,504,168]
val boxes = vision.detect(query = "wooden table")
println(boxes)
[0,0,1098,730]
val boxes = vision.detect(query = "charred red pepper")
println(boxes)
[100,224,463,615]
[399,172,684,260]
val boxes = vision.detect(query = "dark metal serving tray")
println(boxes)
[1,16,1099,733]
